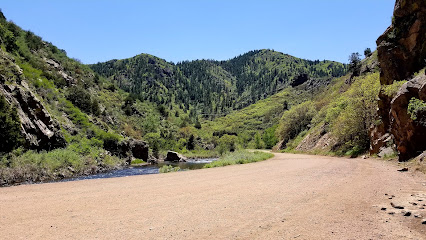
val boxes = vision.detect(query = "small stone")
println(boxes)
[398,168,408,172]
[410,202,418,206]
[402,211,411,217]
[381,207,387,211]
[391,202,404,209]
[414,214,422,218]
[422,219,426,224]
[388,212,395,215]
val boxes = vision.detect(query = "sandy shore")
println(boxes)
[0,153,425,239]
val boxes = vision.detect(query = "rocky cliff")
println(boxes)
[373,0,426,160]
[0,49,66,151]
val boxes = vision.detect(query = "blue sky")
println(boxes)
[1,0,395,64]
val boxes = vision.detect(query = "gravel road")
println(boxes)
[1,153,425,239]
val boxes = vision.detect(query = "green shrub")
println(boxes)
[408,97,426,121]
[0,94,23,153]
[216,134,238,155]
[159,165,180,173]
[254,132,264,149]
[329,72,380,155]
[131,159,146,165]
[66,86,93,114]
[382,80,407,97]
[62,99,91,127]
[276,101,317,148]
[262,125,278,149]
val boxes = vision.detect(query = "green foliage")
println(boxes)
[62,99,91,127]
[349,52,361,76]
[66,86,100,115]
[159,165,180,173]
[254,132,263,149]
[203,150,273,168]
[277,101,317,148]
[131,159,146,165]
[144,132,162,158]
[0,94,23,153]
[408,97,426,121]
[187,134,195,150]
[216,134,238,155]
[364,48,372,58]
[25,31,43,51]
[327,72,380,154]
[262,125,278,149]
[382,80,407,97]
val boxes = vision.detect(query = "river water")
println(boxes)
[62,158,218,182]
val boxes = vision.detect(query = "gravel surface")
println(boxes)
[0,153,425,239]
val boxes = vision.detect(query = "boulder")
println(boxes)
[104,138,149,162]
[165,151,187,162]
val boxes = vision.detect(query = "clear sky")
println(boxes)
[1,0,395,64]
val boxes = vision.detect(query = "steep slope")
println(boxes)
[0,12,153,185]
[276,53,381,156]
[90,49,347,116]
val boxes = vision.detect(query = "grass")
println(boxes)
[131,159,146,165]
[159,165,181,173]
[203,150,274,168]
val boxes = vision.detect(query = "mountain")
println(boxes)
[90,49,347,116]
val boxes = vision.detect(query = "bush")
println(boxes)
[276,101,317,148]
[144,132,162,158]
[263,125,278,149]
[0,95,23,153]
[382,80,406,98]
[159,165,180,173]
[216,134,238,155]
[328,73,380,155]
[66,86,92,113]
[364,48,372,58]
[408,97,426,121]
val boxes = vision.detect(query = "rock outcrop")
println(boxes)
[104,138,149,162]
[164,151,187,162]
[0,49,66,151]
[0,82,66,150]
[390,75,426,160]
[372,0,426,160]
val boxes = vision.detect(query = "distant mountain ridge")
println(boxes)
[90,49,347,115]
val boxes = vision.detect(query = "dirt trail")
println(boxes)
[1,153,425,239]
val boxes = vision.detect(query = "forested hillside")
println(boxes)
[90,49,347,116]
